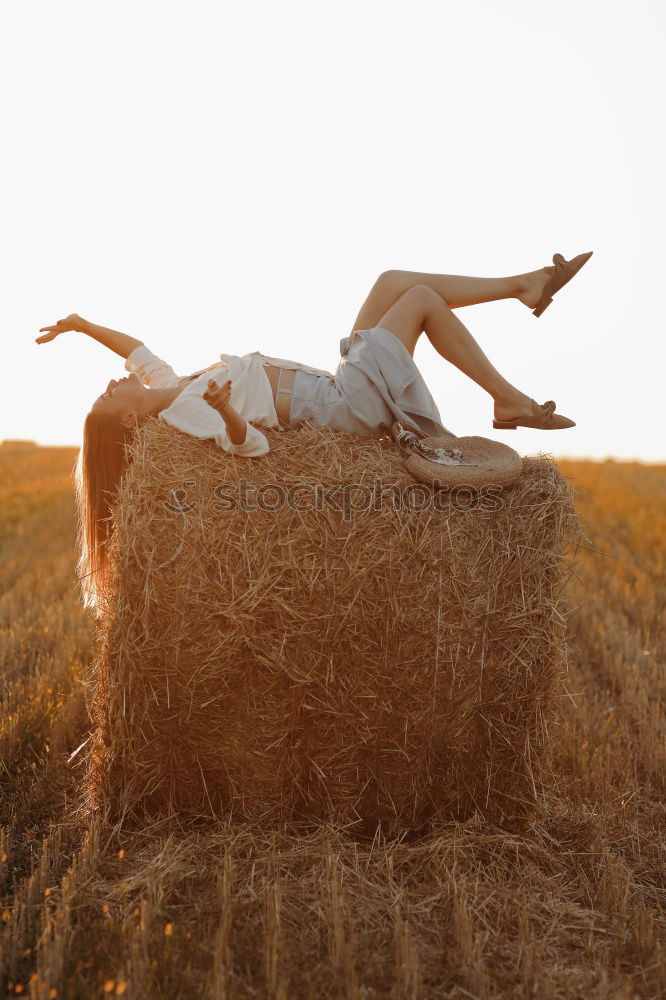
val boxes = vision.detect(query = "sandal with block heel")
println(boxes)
[533,250,593,317]
[493,398,576,430]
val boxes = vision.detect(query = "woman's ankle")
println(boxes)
[493,390,534,419]
[493,384,523,405]
[510,274,529,298]
[493,387,531,409]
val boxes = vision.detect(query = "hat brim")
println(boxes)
[404,433,523,489]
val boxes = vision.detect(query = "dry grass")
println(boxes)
[0,443,664,999]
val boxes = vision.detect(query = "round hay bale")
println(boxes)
[84,417,581,834]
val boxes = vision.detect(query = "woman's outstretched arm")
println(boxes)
[80,317,144,358]
[36,313,143,359]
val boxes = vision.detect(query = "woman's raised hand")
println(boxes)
[202,377,233,415]
[35,313,86,344]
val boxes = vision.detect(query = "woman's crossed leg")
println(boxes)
[370,283,541,425]
[347,265,552,339]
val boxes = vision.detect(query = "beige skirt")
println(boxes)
[288,326,453,439]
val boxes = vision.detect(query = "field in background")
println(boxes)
[0,444,663,999]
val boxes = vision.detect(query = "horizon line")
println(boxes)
[2,438,665,466]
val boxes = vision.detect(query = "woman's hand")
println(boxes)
[203,378,247,444]
[35,313,86,344]
[202,377,232,414]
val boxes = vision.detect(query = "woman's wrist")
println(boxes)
[220,404,247,445]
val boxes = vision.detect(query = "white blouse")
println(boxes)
[124,343,332,458]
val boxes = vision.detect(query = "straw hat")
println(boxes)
[391,422,523,489]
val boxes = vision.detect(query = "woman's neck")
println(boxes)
[144,372,202,417]
[145,384,183,416]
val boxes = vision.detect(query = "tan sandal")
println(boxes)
[493,398,575,430]
[533,250,593,317]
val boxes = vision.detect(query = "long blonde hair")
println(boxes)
[74,408,138,615]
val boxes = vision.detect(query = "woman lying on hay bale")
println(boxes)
[36,251,590,612]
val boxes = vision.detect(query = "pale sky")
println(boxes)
[2,0,664,461]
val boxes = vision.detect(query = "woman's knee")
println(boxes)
[400,283,442,311]
[375,273,446,312]
[375,269,402,296]
[378,272,443,298]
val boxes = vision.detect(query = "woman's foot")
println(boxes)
[493,390,539,423]
[516,268,551,310]
[493,391,575,429]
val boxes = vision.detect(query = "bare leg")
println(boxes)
[375,285,536,422]
[347,267,550,339]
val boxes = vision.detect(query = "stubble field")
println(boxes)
[0,443,663,999]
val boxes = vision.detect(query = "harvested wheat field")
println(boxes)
[0,441,664,999]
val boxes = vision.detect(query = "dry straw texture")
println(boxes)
[85,417,581,834]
